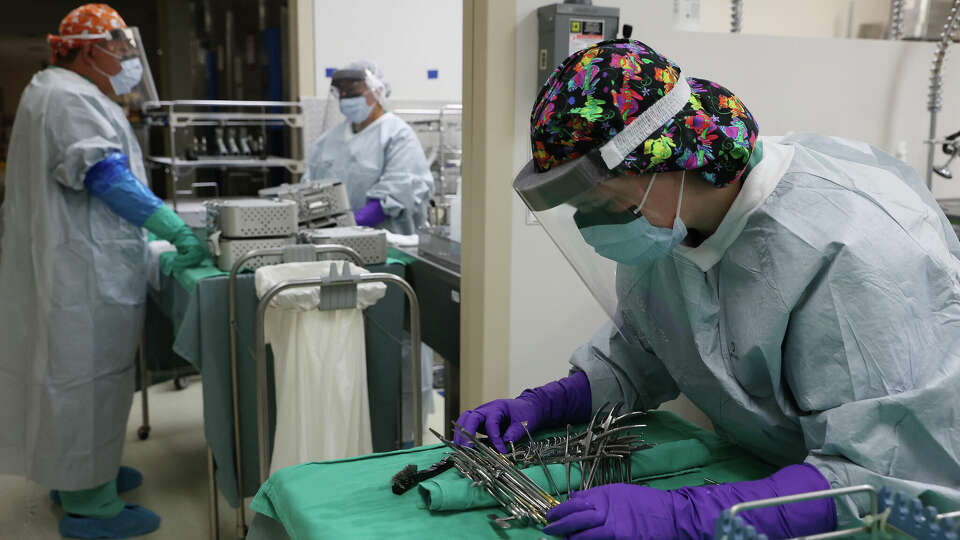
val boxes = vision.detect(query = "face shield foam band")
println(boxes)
[58,29,135,43]
[599,76,691,169]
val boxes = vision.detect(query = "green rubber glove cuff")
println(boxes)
[147,205,207,275]
[143,205,188,242]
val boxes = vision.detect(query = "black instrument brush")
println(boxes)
[390,457,455,495]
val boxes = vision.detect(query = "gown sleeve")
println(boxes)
[46,91,123,191]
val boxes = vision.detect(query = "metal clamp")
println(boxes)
[253,262,423,483]
[225,244,362,539]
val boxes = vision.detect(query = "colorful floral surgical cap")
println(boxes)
[47,4,127,64]
[531,39,759,187]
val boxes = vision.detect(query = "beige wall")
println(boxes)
[699,0,891,38]
[287,0,316,99]
[459,0,516,408]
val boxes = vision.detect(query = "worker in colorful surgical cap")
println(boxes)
[455,39,960,539]
[0,4,204,538]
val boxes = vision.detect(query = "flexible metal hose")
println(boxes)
[929,0,960,113]
[926,0,960,188]
[888,0,905,40]
[731,0,743,33]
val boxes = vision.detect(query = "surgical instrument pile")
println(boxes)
[430,402,652,530]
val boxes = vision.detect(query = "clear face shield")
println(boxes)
[61,26,157,111]
[107,27,158,112]
[329,68,387,105]
[514,152,648,325]
[102,27,138,58]
[514,77,694,329]
[326,68,389,127]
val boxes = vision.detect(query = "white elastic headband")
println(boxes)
[57,32,112,40]
[598,76,691,169]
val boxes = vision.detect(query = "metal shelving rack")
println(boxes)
[394,104,462,196]
[142,100,305,210]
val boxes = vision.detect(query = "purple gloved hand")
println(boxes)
[452,371,592,453]
[543,464,836,540]
[354,198,387,227]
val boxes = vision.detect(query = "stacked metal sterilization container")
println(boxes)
[258,180,356,228]
[207,199,299,271]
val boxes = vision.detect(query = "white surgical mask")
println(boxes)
[92,45,143,96]
[339,96,374,124]
[577,172,688,265]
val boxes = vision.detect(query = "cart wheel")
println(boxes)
[137,426,150,440]
[174,376,190,390]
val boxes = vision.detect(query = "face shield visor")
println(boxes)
[327,67,390,126]
[112,27,158,111]
[58,27,138,58]
[513,77,692,324]
[330,68,388,106]
[101,27,139,58]
[61,27,157,111]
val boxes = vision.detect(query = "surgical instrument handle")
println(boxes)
[227,244,362,536]
[253,269,422,484]
[724,484,879,540]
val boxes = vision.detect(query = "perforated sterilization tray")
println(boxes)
[215,199,298,238]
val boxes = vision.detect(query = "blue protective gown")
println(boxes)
[302,112,434,234]
[570,133,960,524]
[0,67,147,490]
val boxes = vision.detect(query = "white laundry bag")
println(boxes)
[255,261,386,474]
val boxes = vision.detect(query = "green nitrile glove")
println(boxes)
[145,205,207,275]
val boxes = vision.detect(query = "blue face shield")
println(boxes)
[575,172,688,265]
[339,95,374,124]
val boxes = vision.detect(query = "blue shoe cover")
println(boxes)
[51,467,144,506]
[59,504,161,539]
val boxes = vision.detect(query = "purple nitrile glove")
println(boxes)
[543,464,836,540]
[452,371,592,453]
[354,198,387,227]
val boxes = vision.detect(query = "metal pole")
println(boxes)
[928,112,939,190]
[227,253,253,538]
[438,108,446,192]
[168,103,178,211]
[730,0,743,33]
[253,270,422,483]
[207,447,220,540]
[138,336,150,440]
[887,0,905,40]
[925,0,960,190]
